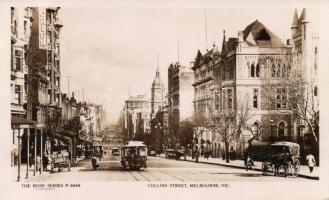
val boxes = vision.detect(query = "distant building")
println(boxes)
[167,62,194,146]
[123,95,151,140]
[151,67,165,119]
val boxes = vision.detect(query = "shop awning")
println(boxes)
[11,116,35,125]
[11,116,35,128]
[92,141,102,146]
[62,130,78,138]
[48,132,73,144]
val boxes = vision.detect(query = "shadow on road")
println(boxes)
[237,173,265,177]
[79,165,124,172]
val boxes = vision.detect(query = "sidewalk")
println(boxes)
[11,164,52,182]
[12,156,87,182]
[159,154,319,180]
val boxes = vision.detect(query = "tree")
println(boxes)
[45,107,63,135]
[193,96,252,163]
[180,119,194,147]
[263,53,319,143]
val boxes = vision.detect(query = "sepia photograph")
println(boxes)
[1,0,329,200]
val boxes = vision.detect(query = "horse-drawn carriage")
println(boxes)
[246,141,300,177]
[120,141,147,170]
[50,150,71,173]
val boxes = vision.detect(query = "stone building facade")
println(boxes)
[192,9,318,158]
[168,62,194,146]
[123,95,151,140]
[10,7,33,166]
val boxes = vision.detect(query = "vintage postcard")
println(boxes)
[1,0,329,200]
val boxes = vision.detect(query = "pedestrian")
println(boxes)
[195,151,199,163]
[221,150,225,160]
[306,153,316,173]
[42,153,49,171]
[246,155,253,171]
[91,156,98,171]
[231,150,236,161]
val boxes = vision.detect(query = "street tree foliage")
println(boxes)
[193,96,253,163]
[262,53,319,143]
[45,107,63,135]
[180,119,194,147]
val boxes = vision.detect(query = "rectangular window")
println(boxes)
[253,88,259,108]
[276,88,287,109]
[14,85,21,105]
[47,31,52,44]
[14,50,23,71]
[227,89,233,109]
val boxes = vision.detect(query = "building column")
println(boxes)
[34,128,37,176]
[40,129,43,174]
[17,128,22,182]
[26,128,30,179]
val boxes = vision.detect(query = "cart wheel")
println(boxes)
[290,160,300,177]
[277,165,287,177]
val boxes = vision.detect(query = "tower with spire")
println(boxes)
[151,64,165,119]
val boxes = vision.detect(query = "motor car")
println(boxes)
[112,147,120,156]
[165,149,176,159]
[148,150,156,156]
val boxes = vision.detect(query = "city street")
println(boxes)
[25,155,310,182]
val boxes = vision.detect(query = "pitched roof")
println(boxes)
[242,20,286,48]
[291,9,299,28]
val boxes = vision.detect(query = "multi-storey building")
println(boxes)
[28,7,63,126]
[291,8,319,158]
[192,45,221,155]
[123,95,151,140]
[10,7,34,167]
[167,62,194,146]
[218,20,292,156]
[192,8,318,158]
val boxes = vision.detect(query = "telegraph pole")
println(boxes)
[67,76,71,98]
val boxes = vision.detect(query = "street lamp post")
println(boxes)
[17,127,22,182]
[269,119,274,143]
[26,128,30,179]
[34,128,37,176]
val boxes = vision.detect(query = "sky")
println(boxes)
[59,5,300,124]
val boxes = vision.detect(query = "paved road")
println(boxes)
[26,155,310,182]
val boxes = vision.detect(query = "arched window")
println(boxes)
[278,122,285,138]
[277,64,281,77]
[276,94,281,108]
[251,64,255,77]
[282,64,286,78]
[271,64,276,77]
[287,65,291,77]
[264,64,268,78]
[256,63,260,77]
[314,87,318,96]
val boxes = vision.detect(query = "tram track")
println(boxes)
[129,171,140,181]
[129,170,151,182]
[158,170,186,182]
